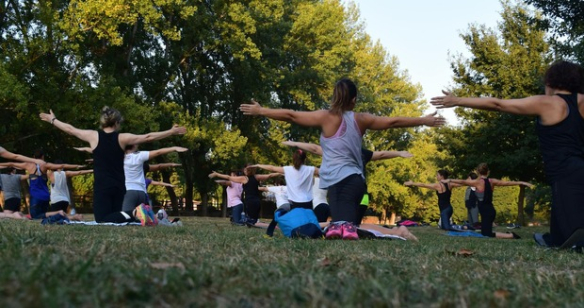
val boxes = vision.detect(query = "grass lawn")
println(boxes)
[0,216,582,307]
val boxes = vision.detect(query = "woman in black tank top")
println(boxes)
[447,163,532,239]
[209,165,281,226]
[405,169,460,230]
[431,61,584,247]
[40,106,186,223]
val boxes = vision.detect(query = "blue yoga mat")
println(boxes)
[445,231,488,238]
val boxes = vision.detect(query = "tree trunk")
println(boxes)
[388,212,397,225]
[516,185,526,226]
[201,193,208,216]
[221,185,227,218]
[160,171,179,215]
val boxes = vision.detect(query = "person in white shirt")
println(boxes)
[259,182,290,212]
[252,149,318,210]
[122,145,187,213]
[48,161,93,220]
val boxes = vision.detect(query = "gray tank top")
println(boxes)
[319,111,364,189]
[1,174,22,200]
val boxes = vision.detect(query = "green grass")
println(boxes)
[0,217,582,307]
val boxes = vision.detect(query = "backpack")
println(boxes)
[266,208,323,239]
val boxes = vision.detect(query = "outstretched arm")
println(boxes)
[44,163,84,170]
[251,164,285,174]
[65,169,94,177]
[240,101,327,127]
[256,173,283,181]
[430,91,552,117]
[358,112,446,131]
[404,181,441,191]
[118,125,187,148]
[371,151,413,161]
[281,141,323,156]
[149,180,176,188]
[444,178,481,187]
[0,162,29,170]
[40,110,98,147]
[0,147,44,165]
[147,163,182,172]
[215,180,232,187]
[148,147,188,160]
[208,171,248,184]
[490,178,534,188]
[73,147,93,153]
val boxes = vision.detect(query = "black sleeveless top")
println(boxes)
[436,183,452,211]
[536,93,584,182]
[93,130,125,191]
[243,175,260,202]
[481,178,493,206]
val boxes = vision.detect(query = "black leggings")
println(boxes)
[327,174,366,224]
[290,200,313,210]
[478,201,496,237]
[245,198,261,223]
[549,173,584,246]
[93,186,132,223]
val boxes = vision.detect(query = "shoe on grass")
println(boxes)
[325,222,343,239]
[341,222,359,240]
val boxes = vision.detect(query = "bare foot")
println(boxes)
[398,226,418,242]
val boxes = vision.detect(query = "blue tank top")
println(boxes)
[29,164,50,201]
[319,111,363,189]
[536,93,584,182]
[436,183,451,211]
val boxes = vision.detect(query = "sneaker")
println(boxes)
[325,223,343,239]
[507,223,521,229]
[135,204,157,226]
[144,205,158,226]
[533,233,551,247]
[341,222,359,240]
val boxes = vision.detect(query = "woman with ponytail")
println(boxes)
[241,78,445,239]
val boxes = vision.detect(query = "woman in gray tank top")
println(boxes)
[241,78,445,239]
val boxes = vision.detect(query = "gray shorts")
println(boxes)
[122,190,148,212]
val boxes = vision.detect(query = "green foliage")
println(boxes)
[443,2,550,182]
[524,0,584,63]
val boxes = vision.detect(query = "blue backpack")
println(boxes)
[266,208,323,239]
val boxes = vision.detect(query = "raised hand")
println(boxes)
[39,109,56,123]
[423,111,447,127]
[239,100,262,116]
[404,180,413,186]
[172,125,187,135]
[430,90,458,109]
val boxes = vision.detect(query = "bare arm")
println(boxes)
[215,180,232,187]
[208,171,248,184]
[256,173,284,181]
[371,151,413,161]
[118,125,187,148]
[147,163,182,172]
[258,186,269,192]
[40,110,98,147]
[430,91,556,118]
[0,147,44,165]
[404,181,441,191]
[0,162,30,170]
[281,141,323,156]
[358,112,445,131]
[65,170,94,177]
[490,178,534,188]
[20,174,29,181]
[149,180,176,188]
[240,101,328,128]
[73,147,93,153]
[445,178,481,187]
[148,147,188,160]
[251,164,285,174]
[44,163,84,170]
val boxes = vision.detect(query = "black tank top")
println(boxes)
[242,175,260,202]
[93,130,125,191]
[436,183,452,211]
[536,93,584,182]
[482,178,493,206]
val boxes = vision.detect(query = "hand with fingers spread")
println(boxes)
[40,109,57,123]
[239,100,262,116]
[430,90,459,109]
[422,111,447,127]
[171,125,187,135]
